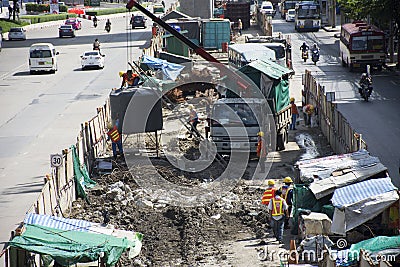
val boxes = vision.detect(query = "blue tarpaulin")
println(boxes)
[141,55,185,81]
[24,213,92,232]
[332,178,397,208]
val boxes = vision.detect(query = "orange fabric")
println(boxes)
[257,137,266,157]
[107,126,121,143]
[261,188,275,205]
[291,103,299,115]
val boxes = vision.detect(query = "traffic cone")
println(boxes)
[288,239,299,264]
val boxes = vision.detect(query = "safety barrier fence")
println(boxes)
[1,101,111,267]
[302,69,367,154]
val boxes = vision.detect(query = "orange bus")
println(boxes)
[340,21,386,71]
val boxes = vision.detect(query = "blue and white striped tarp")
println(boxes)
[24,213,92,232]
[332,178,397,208]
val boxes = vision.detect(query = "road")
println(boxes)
[273,18,400,186]
[0,14,151,248]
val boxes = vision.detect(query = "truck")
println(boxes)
[211,59,293,152]
[125,0,293,152]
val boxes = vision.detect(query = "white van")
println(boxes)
[260,1,275,17]
[29,43,59,74]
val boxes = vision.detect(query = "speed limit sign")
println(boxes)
[50,154,63,168]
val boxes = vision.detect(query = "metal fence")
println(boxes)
[302,69,367,154]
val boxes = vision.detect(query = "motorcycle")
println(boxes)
[301,49,308,62]
[105,24,111,33]
[311,49,319,65]
[359,76,373,101]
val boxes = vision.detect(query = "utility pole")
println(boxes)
[331,0,336,28]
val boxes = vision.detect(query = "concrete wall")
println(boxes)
[179,0,213,19]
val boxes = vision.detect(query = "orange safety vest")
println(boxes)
[257,137,266,157]
[107,126,121,143]
[261,188,275,205]
[271,198,284,216]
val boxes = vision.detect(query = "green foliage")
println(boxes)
[20,13,77,24]
[25,3,68,13]
[0,19,30,33]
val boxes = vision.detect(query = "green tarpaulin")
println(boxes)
[349,236,400,261]
[71,145,96,201]
[9,224,143,267]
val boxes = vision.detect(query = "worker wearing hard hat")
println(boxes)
[268,189,289,243]
[290,97,299,130]
[119,70,139,89]
[257,131,267,173]
[261,179,276,206]
[280,176,294,229]
[302,104,315,127]
[107,119,124,160]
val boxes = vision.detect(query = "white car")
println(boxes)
[80,51,105,70]
[8,27,26,40]
[286,9,296,22]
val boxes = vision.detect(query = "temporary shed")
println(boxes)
[161,10,193,21]
[295,150,388,199]
[331,178,399,235]
[9,213,143,266]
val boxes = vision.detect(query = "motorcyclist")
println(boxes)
[105,19,111,31]
[359,72,373,96]
[93,38,101,54]
[93,15,98,27]
[310,43,320,61]
[300,42,309,53]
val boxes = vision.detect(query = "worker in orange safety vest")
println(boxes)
[261,180,276,206]
[257,131,267,173]
[107,119,124,160]
[268,189,289,243]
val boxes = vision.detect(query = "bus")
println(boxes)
[294,1,321,32]
[228,43,276,69]
[340,21,386,71]
[280,0,299,19]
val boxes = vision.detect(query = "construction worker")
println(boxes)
[302,104,314,126]
[280,176,294,229]
[188,104,199,138]
[290,97,299,130]
[261,180,276,206]
[119,70,139,89]
[268,189,289,243]
[257,131,267,173]
[107,120,123,160]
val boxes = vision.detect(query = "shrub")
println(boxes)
[20,13,77,24]
[0,19,30,33]
[25,4,68,13]
[85,7,132,16]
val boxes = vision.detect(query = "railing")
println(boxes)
[302,69,367,154]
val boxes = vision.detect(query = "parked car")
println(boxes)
[80,51,105,70]
[59,25,75,38]
[286,9,295,22]
[131,15,146,29]
[65,18,81,30]
[8,27,27,40]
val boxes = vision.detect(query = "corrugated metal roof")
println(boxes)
[240,59,294,80]
[332,178,397,208]
[24,213,92,232]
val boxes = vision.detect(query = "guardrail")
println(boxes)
[302,69,367,153]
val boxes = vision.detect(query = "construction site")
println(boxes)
[1,0,400,267]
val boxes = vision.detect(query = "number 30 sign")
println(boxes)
[50,154,63,168]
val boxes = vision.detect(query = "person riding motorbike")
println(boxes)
[300,42,309,61]
[310,43,320,63]
[93,15,98,28]
[359,72,373,97]
[105,19,111,32]
[93,38,100,50]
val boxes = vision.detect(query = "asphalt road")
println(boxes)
[0,14,151,248]
[272,17,400,186]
